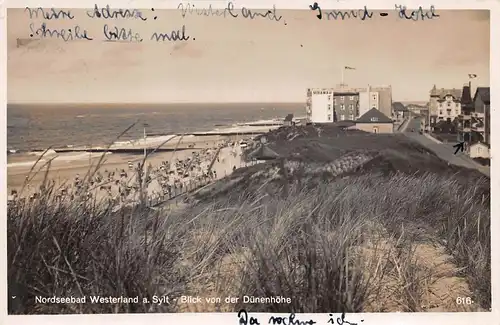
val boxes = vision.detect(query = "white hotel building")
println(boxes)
[306,88,335,123]
[306,86,392,123]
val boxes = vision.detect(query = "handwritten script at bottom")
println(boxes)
[237,309,364,325]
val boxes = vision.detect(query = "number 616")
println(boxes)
[456,297,473,305]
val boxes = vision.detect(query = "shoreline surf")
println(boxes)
[7,116,305,168]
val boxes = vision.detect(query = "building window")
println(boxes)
[327,114,332,121]
[328,95,332,101]
[439,110,443,115]
[340,96,344,102]
[349,114,354,120]
[333,98,337,104]
[340,114,345,120]
[447,102,451,107]
[372,96,377,100]
[456,103,460,108]
[349,104,354,110]
[370,117,379,122]
[373,126,379,133]
[439,103,443,107]
[340,104,345,110]
[328,104,332,110]
[349,96,354,100]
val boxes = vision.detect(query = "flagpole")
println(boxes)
[143,124,147,159]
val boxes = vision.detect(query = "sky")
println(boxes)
[7,8,490,103]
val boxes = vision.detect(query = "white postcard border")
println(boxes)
[1,0,498,324]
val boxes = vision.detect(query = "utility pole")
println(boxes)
[143,123,148,159]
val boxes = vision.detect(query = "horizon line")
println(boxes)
[7,101,307,105]
[7,99,429,105]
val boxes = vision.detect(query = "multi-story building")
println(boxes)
[369,85,393,118]
[358,91,370,117]
[458,85,490,158]
[457,84,473,144]
[428,86,462,129]
[306,84,393,123]
[333,89,359,121]
[472,87,490,145]
[306,88,335,123]
[369,90,379,110]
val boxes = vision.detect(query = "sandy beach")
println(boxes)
[7,134,249,205]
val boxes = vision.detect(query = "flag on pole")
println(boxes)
[345,66,356,70]
[468,74,477,79]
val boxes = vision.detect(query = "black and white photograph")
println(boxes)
[6,5,491,315]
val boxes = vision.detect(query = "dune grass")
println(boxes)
[7,131,491,314]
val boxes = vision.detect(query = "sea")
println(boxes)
[7,102,305,153]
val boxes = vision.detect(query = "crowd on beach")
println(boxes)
[8,138,252,208]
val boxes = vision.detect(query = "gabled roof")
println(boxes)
[356,108,393,124]
[430,85,462,100]
[461,86,472,105]
[474,87,490,105]
[392,102,408,112]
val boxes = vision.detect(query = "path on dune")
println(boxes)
[404,117,489,177]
